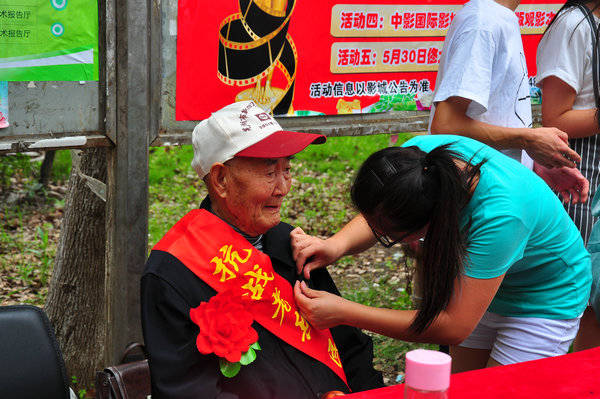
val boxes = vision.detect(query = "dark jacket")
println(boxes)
[141,203,384,399]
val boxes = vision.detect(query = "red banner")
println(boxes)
[176,0,562,120]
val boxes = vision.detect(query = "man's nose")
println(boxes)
[273,173,290,196]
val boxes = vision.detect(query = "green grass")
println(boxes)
[0,151,68,305]
[26,224,54,286]
[148,146,196,185]
[51,151,72,181]
[0,153,34,194]
[295,134,392,173]
[148,146,207,248]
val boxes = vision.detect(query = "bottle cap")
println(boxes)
[405,349,451,391]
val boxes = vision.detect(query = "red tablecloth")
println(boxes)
[346,347,600,398]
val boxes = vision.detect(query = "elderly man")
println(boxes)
[140,100,383,399]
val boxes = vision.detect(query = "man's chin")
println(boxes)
[258,218,281,235]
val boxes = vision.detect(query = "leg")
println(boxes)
[573,306,600,351]
[449,345,491,373]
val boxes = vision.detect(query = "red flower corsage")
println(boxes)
[190,289,261,377]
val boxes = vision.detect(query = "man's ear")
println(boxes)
[208,163,228,198]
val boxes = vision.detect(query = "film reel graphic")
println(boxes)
[218,0,297,115]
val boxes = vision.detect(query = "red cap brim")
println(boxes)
[235,130,326,158]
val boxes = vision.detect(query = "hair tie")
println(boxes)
[420,156,429,173]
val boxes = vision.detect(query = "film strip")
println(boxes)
[218,0,297,115]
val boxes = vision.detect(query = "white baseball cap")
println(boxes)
[191,100,326,178]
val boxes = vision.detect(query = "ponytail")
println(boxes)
[351,143,484,333]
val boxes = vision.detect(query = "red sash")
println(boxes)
[153,209,349,386]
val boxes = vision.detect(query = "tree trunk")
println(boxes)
[39,150,56,187]
[45,147,107,389]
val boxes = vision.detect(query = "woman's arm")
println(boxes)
[294,274,504,345]
[430,96,579,168]
[541,76,599,139]
[292,214,377,278]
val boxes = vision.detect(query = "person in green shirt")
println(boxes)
[292,135,591,373]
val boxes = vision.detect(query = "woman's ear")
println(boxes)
[208,163,228,199]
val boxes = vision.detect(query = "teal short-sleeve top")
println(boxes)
[403,135,591,319]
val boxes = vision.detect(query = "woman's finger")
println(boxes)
[299,280,317,298]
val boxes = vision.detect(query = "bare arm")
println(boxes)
[430,96,580,168]
[541,76,600,139]
[294,274,504,345]
[292,215,377,278]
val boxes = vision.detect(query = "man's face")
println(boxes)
[221,156,292,236]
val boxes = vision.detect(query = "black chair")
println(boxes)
[0,304,71,399]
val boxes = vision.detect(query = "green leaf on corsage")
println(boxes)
[240,342,261,365]
[219,343,261,377]
[219,358,242,378]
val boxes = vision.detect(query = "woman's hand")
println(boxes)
[291,227,342,279]
[533,162,589,204]
[294,281,346,330]
[292,216,378,279]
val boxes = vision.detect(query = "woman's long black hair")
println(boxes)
[544,0,600,128]
[351,143,484,333]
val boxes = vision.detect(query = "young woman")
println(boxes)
[536,0,600,350]
[291,135,591,373]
